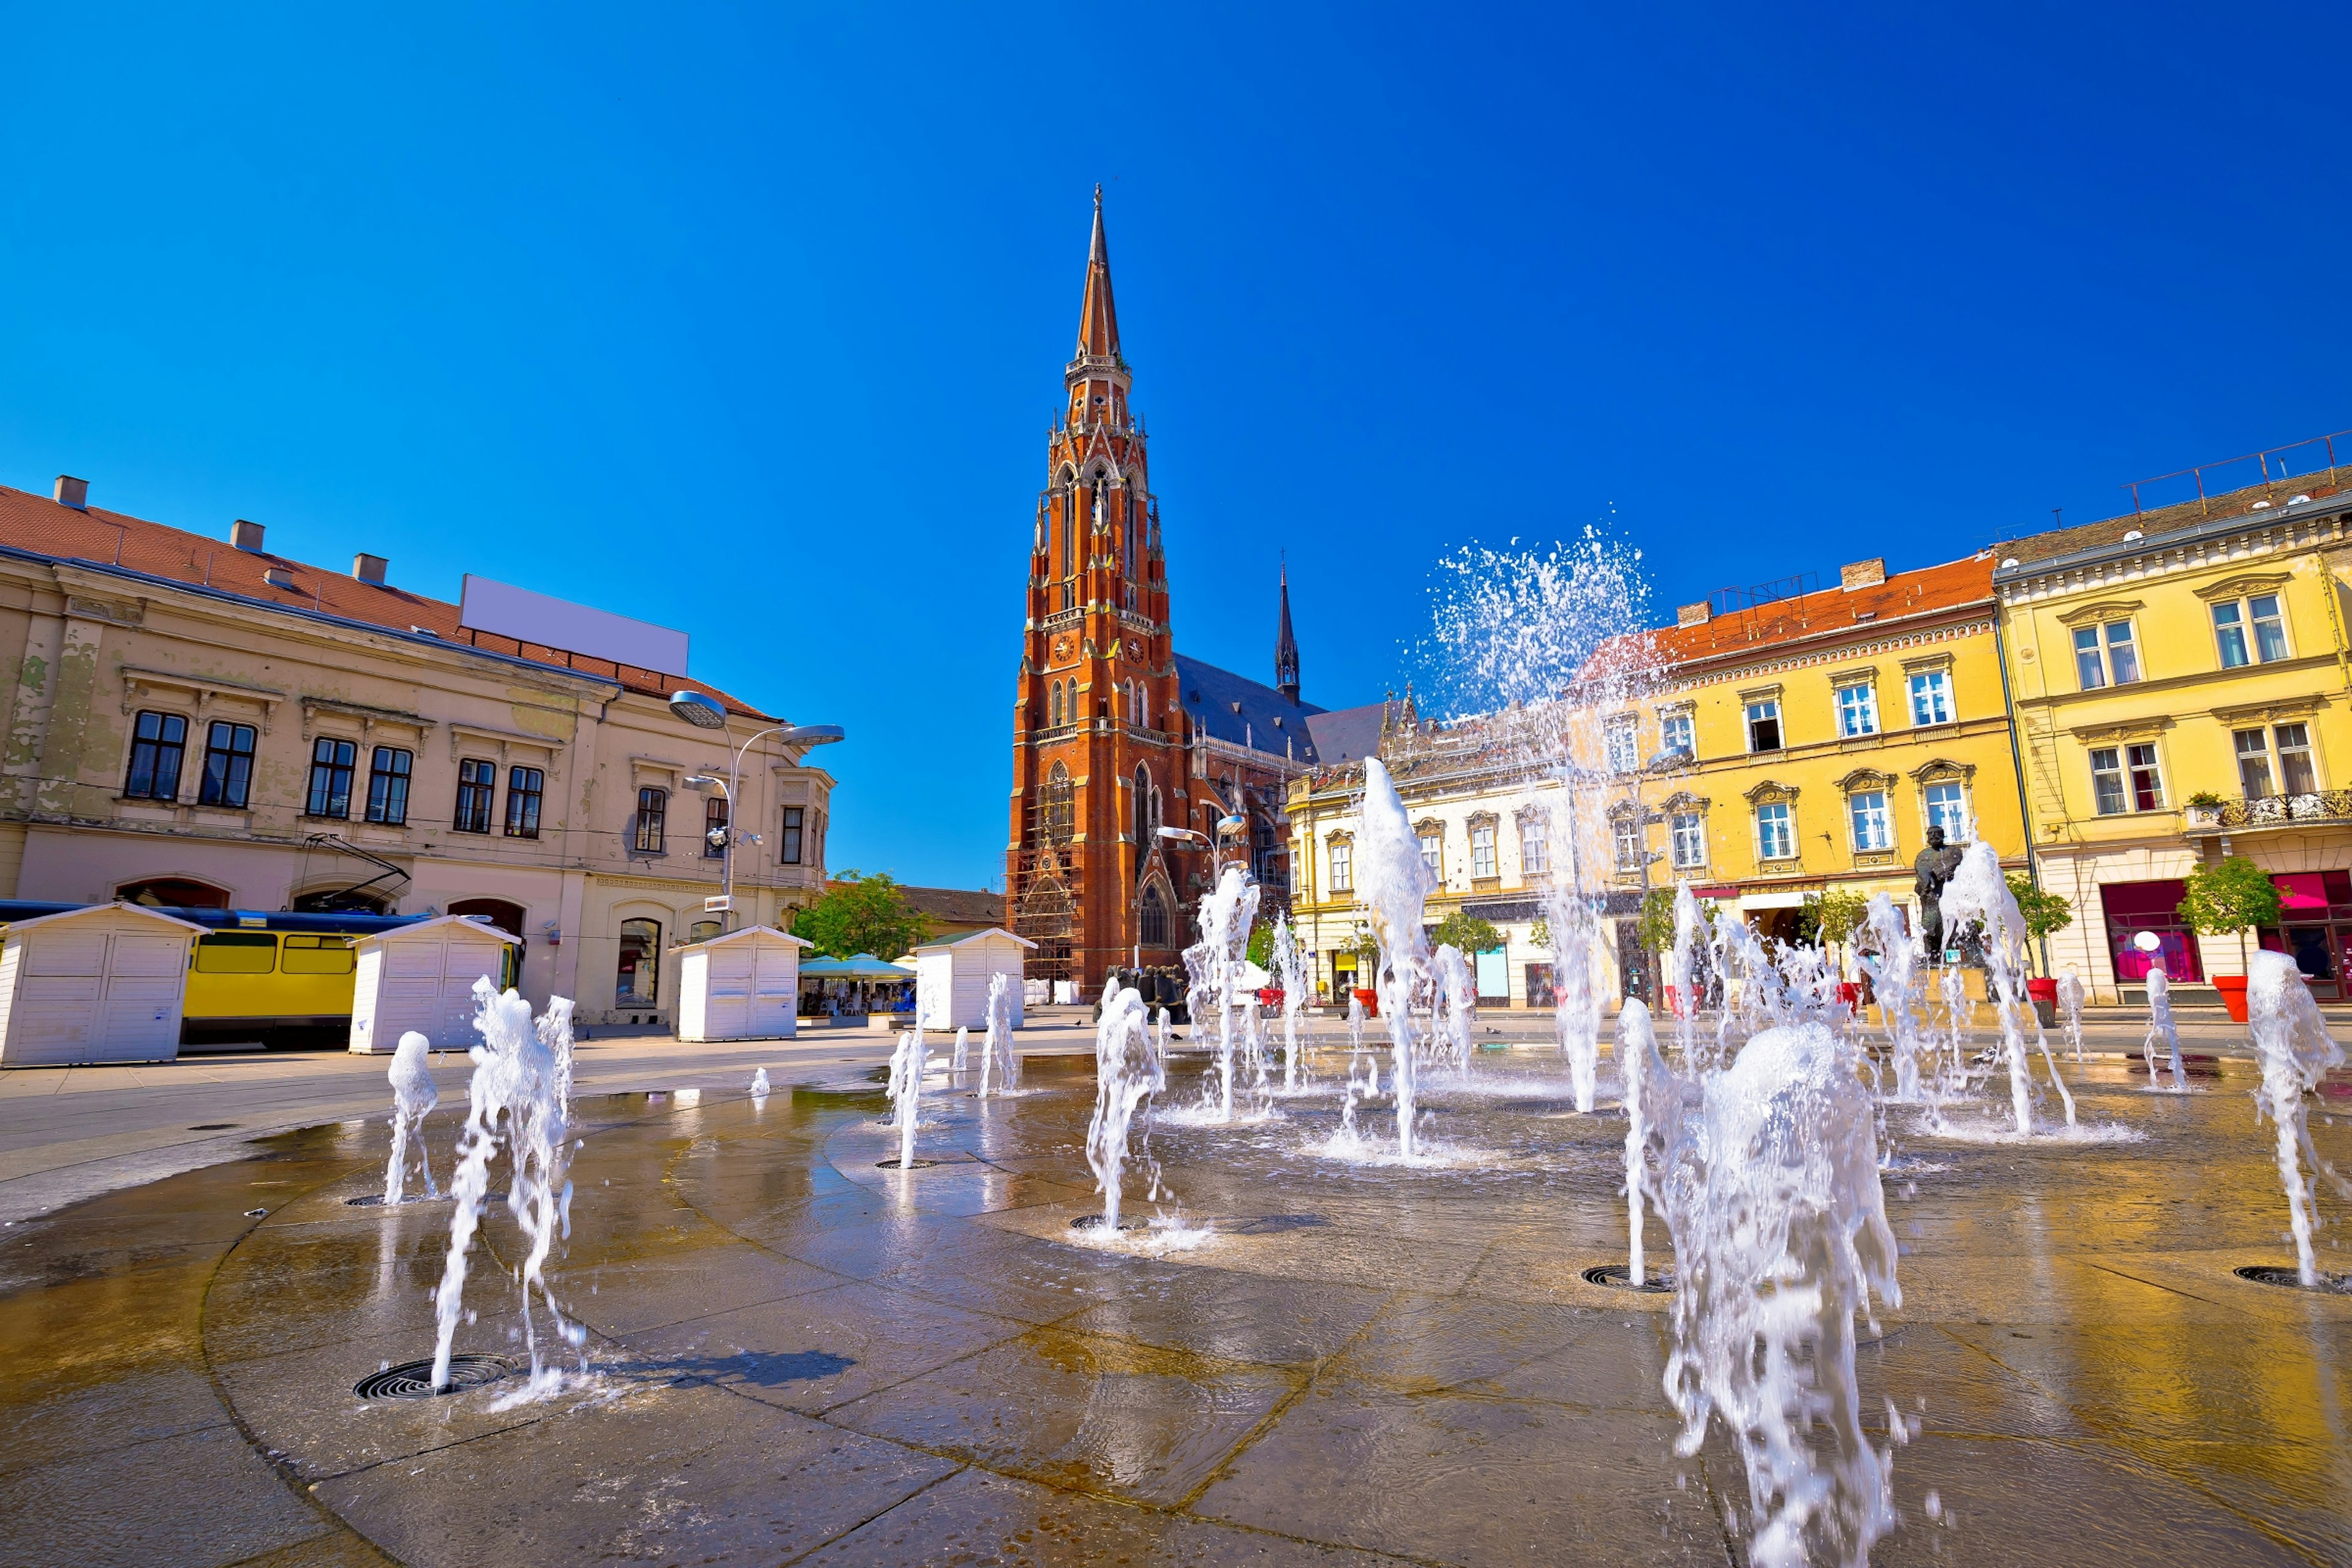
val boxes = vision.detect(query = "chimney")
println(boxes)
[1840,558,1887,590]
[53,476,89,511]
[262,566,296,590]
[1676,601,1712,627]
[232,519,266,554]
[352,553,388,585]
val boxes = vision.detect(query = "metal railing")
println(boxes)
[2187,790,2352,830]
[2125,428,2352,518]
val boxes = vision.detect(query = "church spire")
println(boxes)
[1274,557,1300,704]
[1074,184,1120,363]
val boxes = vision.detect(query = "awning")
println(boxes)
[801,952,914,980]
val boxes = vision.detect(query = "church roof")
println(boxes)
[1302,703,1389,764]
[1174,652,1326,762]
[1074,185,1120,363]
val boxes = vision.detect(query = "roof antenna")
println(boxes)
[2051,508,2063,527]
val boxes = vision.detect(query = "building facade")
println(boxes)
[1005,191,1341,992]
[0,478,833,1028]
[1994,478,2352,1001]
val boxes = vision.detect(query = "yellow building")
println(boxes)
[1613,554,2024,944]
[1994,478,2352,1002]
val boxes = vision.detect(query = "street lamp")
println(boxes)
[671,693,846,933]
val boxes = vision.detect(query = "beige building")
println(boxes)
[0,476,835,1028]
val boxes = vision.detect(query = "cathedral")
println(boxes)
[1006,190,1363,990]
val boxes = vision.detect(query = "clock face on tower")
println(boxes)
[1051,634,1076,663]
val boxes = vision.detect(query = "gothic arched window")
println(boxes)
[1042,762,1074,846]
[1133,762,1152,849]
[1049,680,1062,727]
[1139,883,1167,947]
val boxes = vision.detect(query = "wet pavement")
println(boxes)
[2,1043,2348,1567]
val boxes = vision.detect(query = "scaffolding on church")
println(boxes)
[1011,774,1079,984]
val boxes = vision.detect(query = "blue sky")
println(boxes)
[5,4,2346,889]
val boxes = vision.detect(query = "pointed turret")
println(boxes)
[1074,184,1120,362]
[1274,560,1301,704]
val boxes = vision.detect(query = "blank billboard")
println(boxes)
[459,575,690,676]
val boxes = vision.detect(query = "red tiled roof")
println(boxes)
[0,483,773,718]
[1646,554,1995,669]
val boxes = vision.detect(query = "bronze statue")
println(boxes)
[1913,825,1966,961]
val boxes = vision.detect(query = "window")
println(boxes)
[1417,827,1442,878]
[1612,815,1643,872]
[780,806,804,864]
[364,747,412,826]
[1519,820,1548,876]
[1605,717,1639,773]
[1755,801,1793,860]
[1746,698,1782,753]
[124,710,187,801]
[688,919,721,944]
[2236,729,2276,799]
[2277,723,2317,795]
[1670,812,1706,869]
[305,737,356,818]
[2073,620,2141,689]
[1328,840,1353,894]
[634,786,667,853]
[1835,684,1879,738]
[1660,710,1694,760]
[1049,681,1063,727]
[1849,790,1892,851]
[279,935,356,974]
[504,767,545,838]
[1924,781,1969,840]
[1139,883,1167,946]
[704,794,728,858]
[2213,594,2290,668]
[1909,669,1953,726]
[2093,745,2163,813]
[195,722,257,808]
[616,918,660,1006]
[193,932,276,974]
[454,759,496,833]
[1471,822,1496,878]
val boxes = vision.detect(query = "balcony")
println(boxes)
[2184,790,2352,835]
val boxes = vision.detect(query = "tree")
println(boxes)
[790,871,930,959]
[1794,888,1869,976]
[1429,909,1502,957]
[1634,887,1678,956]
[2005,873,2074,974]
[2177,856,2281,971]
[1245,919,1275,969]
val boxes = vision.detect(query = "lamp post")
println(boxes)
[673,691,843,935]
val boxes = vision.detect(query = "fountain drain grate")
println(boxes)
[1583,1263,1675,1294]
[1069,1213,1149,1231]
[346,1190,502,1207]
[2234,1264,2351,1292]
[354,1354,513,1401]
[875,1158,938,1169]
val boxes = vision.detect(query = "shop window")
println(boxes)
[633,787,666,853]
[124,710,187,801]
[305,737,356,818]
[364,747,412,826]
[616,918,660,1005]
[1755,802,1793,860]
[197,722,257,809]
[1909,669,1953,726]
[506,767,544,838]
[2213,594,2290,668]
[1836,683,1878,738]
[1849,790,1891,851]
[780,806,804,864]
[2099,880,2201,982]
[1746,699,1782,752]
[2073,620,2141,689]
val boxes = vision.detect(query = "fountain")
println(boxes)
[431,982,582,1396]
[2056,967,2086,1063]
[1616,998,1680,1284]
[1183,864,1260,1121]
[951,1025,970,1073]
[1659,1021,1901,1568]
[383,1030,439,1205]
[1937,963,1970,1093]
[2142,957,2185,1092]
[1939,842,2075,1134]
[1084,981,1165,1230]
[1273,915,1307,1090]
[1670,881,1706,1065]
[1357,757,1434,1157]
[886,1025,929,1167]
[1858,893,1927,1101]
[749,1066,769,1098]
[977,971,1020,1096]
[1546,873,1602,1110]
[1432,943,1476,1077]
[2245,950,2349,1287]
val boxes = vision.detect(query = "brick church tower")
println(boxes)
[1006,190,1336,992]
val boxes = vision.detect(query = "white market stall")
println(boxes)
[349,914,519,1054]
[0,903,206,1067]
[677,925,810,1042]
[913,927,1033,1032]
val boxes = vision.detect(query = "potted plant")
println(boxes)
[2007,872,2075,1025]
[2184,790,2228,831]
[2176,856,2282,1022]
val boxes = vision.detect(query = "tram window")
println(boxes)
[194,932,277,974]
[280,935,356,974]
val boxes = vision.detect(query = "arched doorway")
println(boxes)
[616,917,661,1013]
[292,887,391,914]
[115,876,231,910]
[450,899,528,986]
